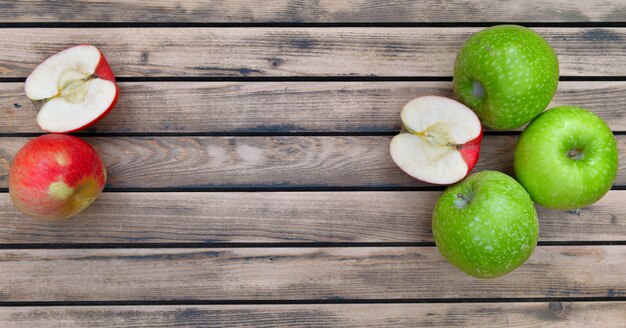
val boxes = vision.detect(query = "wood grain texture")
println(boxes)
[0,28,625,77]
[2,135,626,189]
[1,1,625,23]
[4,81,626,133]
[0,246,623,301]
[0,191,624,244]
[1,302,624,327]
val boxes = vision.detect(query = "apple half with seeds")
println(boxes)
[25,45,119,133]
[390,96,483,185]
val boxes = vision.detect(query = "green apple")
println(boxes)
[453,25,559,129]
[514,106,618,210]
[432,171,538,279]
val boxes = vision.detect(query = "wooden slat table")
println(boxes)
[1,1,625,327]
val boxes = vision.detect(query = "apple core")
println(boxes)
[58,73,95,104]
[404,123,458,149]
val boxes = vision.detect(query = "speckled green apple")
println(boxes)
[432,171,538,279]
[514,106,618,210]
[453,25,559,129]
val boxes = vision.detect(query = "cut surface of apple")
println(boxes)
[390,96,483,185]
[25,45,119,133]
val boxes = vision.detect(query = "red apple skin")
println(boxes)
[8,134,106,220]
[458,128,483,176]
[93,47,116,82]
[60,46,119,134]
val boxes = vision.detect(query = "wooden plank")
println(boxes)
[0,28,624,78]
[2,135,626,189]
[0,246,623,301]
[4,81,626,133]
[1,1,625,23]
[0,191,624,244]
[0,302,624,327]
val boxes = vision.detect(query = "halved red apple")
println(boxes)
[390,96,483,185]
[25,45,119,133]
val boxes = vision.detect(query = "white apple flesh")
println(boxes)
[25,45,119,133]
[390,96,483,185]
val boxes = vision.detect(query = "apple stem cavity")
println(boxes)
[472,81,485,99]
[454,192,472,209]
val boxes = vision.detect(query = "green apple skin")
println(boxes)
[514,106,618,210]
[432,171,538,279]
[453,25,559,129]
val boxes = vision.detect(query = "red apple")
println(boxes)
[389,96,483,185]
[9,134,106,220]
[25,45,119,133]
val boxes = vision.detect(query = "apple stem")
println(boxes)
[454,193,472,209]
[568,148,584,160]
